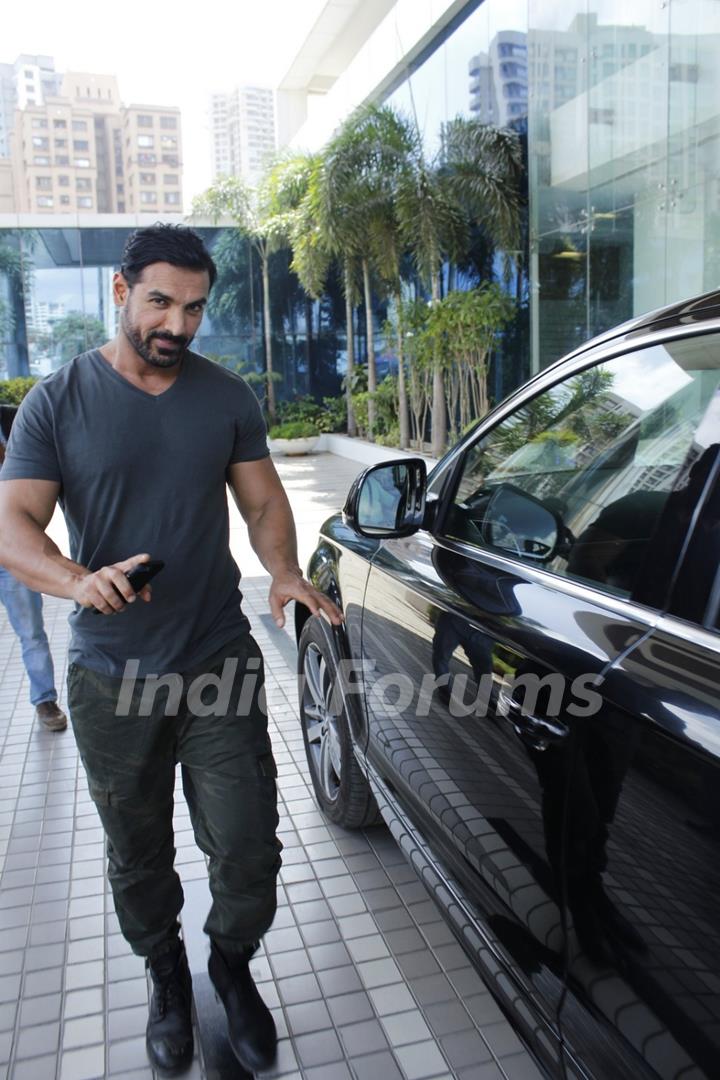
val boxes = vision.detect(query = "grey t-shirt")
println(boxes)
[1,349,269,676]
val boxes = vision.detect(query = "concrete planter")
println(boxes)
[268,435,321,456]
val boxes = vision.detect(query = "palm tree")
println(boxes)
[395,116,523,455]
[192,171,294,423]
[321,105,416,447]
[289,155,359,437]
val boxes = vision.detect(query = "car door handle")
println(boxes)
[497,691,570,749]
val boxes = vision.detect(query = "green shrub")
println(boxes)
[277,395,321,425]
[268,420,319,439]
[0,377,38,404]
[316,396,346,434]
[376,425,400,448]
[276,394,347,434]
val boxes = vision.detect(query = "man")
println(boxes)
[0,224,342,1075]
[0,405,66,732]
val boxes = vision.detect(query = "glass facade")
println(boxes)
[385,0,720,379]
[529,0,720,370]
[0,223,346,401]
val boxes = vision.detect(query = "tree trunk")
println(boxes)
[247,235,258,372]
[394,288,409,449]
[261,252,276,422]
[430,269,446,457]
[304,295,314,396]
[344,262,357,437]
[362,259,376,441]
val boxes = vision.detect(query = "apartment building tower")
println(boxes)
[0,54,61,158]
[7,70,183,214]
[210,85,275,184]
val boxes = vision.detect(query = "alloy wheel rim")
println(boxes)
[302,642,342,802]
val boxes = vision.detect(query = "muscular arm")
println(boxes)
[0,478,82,596]
[0,479,151,613]
[227,457,343,627]
[227,457,302,579]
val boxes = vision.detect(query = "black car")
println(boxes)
[294,290,720,1080]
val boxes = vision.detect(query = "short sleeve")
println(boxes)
[229,380,270,464]
[0,383,61,483]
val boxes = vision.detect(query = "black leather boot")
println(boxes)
[208,940,277,1073]
[146,940,194,1075]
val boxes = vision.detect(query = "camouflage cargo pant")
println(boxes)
[67,633,282,957]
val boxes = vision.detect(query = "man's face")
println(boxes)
[115,262,209,369]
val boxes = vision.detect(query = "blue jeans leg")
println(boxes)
[0,567,56,706]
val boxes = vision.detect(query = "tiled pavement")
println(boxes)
[0,453,542,1080]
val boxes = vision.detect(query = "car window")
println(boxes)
[443,335,720,599]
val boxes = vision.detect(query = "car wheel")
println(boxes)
[298,615,379,828]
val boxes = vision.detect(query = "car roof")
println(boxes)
[548,287,720,373]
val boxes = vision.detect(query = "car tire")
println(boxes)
[298,615,380,828]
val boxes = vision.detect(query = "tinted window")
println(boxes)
[444,336,720,597]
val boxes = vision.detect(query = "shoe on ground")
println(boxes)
[35,701,67,732]
[146,941,194,1075]
[208,940,277,1074]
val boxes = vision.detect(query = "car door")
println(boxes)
[359,330,720,1076]
[556,439,720,1080]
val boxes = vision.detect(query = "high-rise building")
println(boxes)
[210,86,275,184]
[0,54,61,158]
[7,70,183,214]
[468,31,528,126]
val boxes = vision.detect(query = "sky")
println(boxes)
[4,0,328,207]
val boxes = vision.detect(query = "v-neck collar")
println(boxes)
[89,349,191,402]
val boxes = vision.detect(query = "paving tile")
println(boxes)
[326,990,375,1026]
[19,992,62,1026]
[425,1000,476,1037]
[64,987,105,1019]
[23,967,62,997]
[381,1009,434,1047]
[63,1013,105,1049]
[339,1017,389,1056]
[351,1050,404,1080]
[316,964,362,996]
[108,1036,150,1073]
[284,999,333,1036]
[65,960,105,991]
[357,957,402,989]
[458,1064,504,1080]
[293,1028,344,1068]
[368,983,417,1016]
[396,950,443,980]
[59,1043,105,1080]
[269,948,312,979]
[13,1053,60,1079]
[14,1020,60,1058]
[108,978,148,1011]
[107,1005,148,1042]
[395,1039,450,1079]
[0,1004,17,1033]
[304,1064,353,1080]
[440,1030,494,1070]
[498,1054,545,1080]
[276,972,323,1006]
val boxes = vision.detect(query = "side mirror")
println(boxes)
[344,458,427,538]
[481,483,560,562]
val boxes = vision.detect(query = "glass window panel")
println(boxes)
[445,336,720,598]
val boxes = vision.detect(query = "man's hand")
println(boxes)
[71,553,153,615]
[269,571,344,629]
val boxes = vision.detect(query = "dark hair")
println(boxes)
[120,223,217,290]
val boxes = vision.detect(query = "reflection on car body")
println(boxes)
[295,289,720,1079]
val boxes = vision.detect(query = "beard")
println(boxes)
[121,310,191,369]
